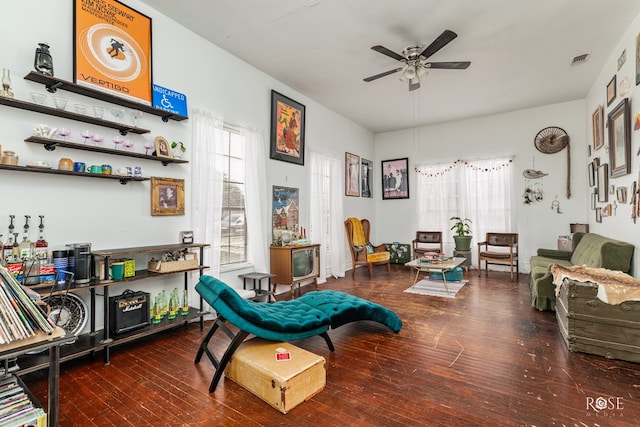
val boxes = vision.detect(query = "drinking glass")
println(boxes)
[113,135,124,149]
[110,107,125,122]
[92,134,104,146]
[143,140,154,155]
[131,110,143,127]
[80,130,94,144]
[56,127,70,141]
[93,106,104,119]
[123,139,134,150]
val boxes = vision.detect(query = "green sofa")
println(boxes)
[529,232,634,311]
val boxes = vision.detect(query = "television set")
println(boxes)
[291,246,320,282]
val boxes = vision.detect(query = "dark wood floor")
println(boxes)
[21,265,640,426]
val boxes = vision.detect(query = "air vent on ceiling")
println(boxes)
[570,53,590,66]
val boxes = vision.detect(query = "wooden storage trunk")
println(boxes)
[224,338,326,414]
[556,279,640,363]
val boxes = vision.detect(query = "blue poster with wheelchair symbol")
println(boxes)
[152,84,188,118]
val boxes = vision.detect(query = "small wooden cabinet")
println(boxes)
[270,244,320,299]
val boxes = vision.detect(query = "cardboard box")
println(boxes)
[224,338,326,414]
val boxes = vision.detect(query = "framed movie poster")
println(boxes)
[382,157,409,200]
[270,90,306,165]
[345,152,360,196]
[74,0,153,104]
[361,158,373,198]
[272,186,299,244]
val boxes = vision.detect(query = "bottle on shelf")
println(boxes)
[35,215,49,262]
[3,215,15,263]
[11,232,20,262]
[181,289,189,316]
[19,215,33,260]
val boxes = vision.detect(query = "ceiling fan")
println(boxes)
[363,29,471,91]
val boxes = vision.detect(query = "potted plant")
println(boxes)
[171,141,186,159]
[450,216,472,251]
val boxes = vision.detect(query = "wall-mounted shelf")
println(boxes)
[0,96,150,136]
[25,136,188,166]
[0,163,149,185]
[25,72,188,122]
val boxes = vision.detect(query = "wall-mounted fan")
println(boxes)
[363,29,471,91]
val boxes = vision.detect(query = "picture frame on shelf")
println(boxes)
[597,163,608,203]
[361,158,373,198]
[151,177,184,216]
[270,90,306,165]
[607,98,631,178]
[345,152,360,197]
[591,105,604,150]
[154,136,172,158]
[73,0,153,105]
[606,75,617,106]
[382,157,409,200]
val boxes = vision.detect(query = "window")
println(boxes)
[415,157,513,260]
[220,127,246,264]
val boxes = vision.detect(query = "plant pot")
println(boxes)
[453,235,472,251]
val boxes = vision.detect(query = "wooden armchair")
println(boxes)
[344,218,391,279]
[477,232,519,281]
[412,231,443,259]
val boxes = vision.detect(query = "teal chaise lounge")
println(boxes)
[194,275,402,392]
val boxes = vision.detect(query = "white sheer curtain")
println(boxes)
[309,151,345,282]
[415,157,514,264]
[242,127,269,273]
[191,109,224,284]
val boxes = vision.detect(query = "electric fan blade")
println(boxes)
[419,29,457,59]
[409,80,420,91]
[363,68,403,82]
[371,45,406,62]
[426,61,471,69]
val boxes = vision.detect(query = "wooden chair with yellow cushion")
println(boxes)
[344,218,391,279]
[477,232,519,281]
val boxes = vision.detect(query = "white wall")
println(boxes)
[374,100,587,273]
[584,11,640,274]
[0,0,373,330]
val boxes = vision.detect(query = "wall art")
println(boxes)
[361,158,373,198]
[382,157,409,200]
[607,98,631,178]
[272,186,299,244]
[345,152,360,196]
[597,163,608,203]
[270,90,306,165]
[151,177,184,216]
[74,0,153,104]
[606,75,617,106]
[591,105,604,150]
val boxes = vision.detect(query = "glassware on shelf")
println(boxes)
[53,96,68,110]
[30,92,47,105]
[91,134,104,146]
[93,106,104,119]
[74,104,87,115]
[112,135,124,149]
[131,110,143,127]
[0,68,14,98]
[143,140,154,155]
[122,139,134,150]
[56,127,70,141]
[110,107,125,122]
[80,130,94,144]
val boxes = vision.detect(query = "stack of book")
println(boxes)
[0,375,46,427]
[0,265,54,345]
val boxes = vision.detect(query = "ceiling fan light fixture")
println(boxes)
[416,66,428,78]
[403,65,417,80]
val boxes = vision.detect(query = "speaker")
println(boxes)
[109,290,150,334]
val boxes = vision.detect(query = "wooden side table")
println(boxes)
[238,272,276,302]
[453,250,472,270]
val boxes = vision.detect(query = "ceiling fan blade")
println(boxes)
[371,45,406,62]
[409,80,420,91]
[363,68,403,82]
[426,61,471,70]
[419,29,458,60]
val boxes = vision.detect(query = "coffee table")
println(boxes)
[405,257,466,295]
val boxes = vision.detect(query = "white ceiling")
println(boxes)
[140,0,640,133]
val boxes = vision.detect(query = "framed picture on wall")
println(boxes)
[382,157,409,200]
[591,105,604,150]
[361,158,373,198]
[345,152,360,196]
[597,163,609,203]
[270,90,306,165]
[588,162,595,187]
[272,186,299,245]
[607,98,631,178]
[151,177,184,216]
[606,75,617,106]
[73,0,153,104]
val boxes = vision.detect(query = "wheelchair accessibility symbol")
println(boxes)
[152,84,187,118]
